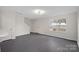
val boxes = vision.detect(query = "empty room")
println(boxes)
[0,6,79,52]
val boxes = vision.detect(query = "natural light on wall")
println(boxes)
[49,18,66,32]
[51,23,66,26]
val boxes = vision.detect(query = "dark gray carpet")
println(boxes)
[0,33,79,52]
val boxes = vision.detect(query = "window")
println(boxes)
[49,18,66,32]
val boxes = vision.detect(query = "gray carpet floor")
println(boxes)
[0,33,79,52]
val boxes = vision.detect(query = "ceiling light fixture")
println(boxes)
[33,9,45,15]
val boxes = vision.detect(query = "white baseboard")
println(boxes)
[15,32,30,37]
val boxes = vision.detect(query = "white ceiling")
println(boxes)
[0,6,78,19]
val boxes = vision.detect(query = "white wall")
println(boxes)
[0,9,2,29]
[1,9,16,39]
[15,13,30,36]
[0,8,30,42]
[31,12,77,41]
[78,10,79,46]
[24,17,32,32]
